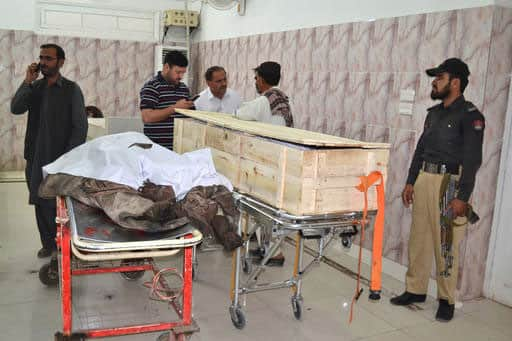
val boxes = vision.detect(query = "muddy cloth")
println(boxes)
[175,185,242,251]
[39,173,187,233]
[39,175,242,250]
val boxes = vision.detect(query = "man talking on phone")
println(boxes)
[11,43,88,259]
[139,51,194,150]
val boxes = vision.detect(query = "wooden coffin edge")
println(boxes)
[175,109,391,149]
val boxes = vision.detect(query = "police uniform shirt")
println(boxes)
[406,95,485,202]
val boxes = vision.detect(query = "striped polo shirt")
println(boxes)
[139,72,190,150]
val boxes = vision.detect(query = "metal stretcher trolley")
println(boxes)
[229,192,373,329]
[39,197,203,341]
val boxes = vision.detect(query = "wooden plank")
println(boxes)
[275,147,287,208]
[210,148,240,187]
[180,119,206,151]
[176,109,390,149]
[238,158,279,207]
[205,125,240,155]
[240,135,283,168]
[173,119,183,153]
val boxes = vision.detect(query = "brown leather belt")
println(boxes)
[422,161,459,175]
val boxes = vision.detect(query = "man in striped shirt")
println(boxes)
[140,51,194,150]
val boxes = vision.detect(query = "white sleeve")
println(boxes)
[194,90,209,111]
[234,96,271,122]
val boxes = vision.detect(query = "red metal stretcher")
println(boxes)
[39,196,203,341]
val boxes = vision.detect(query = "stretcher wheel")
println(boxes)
[291,295,302,320]
[229,305,246,329]
[54,332,86,340]
[120,270,145,281]
[341,236,352,248]
[39,262,59,286]
[119,259,145,281]
[242,257,252,274]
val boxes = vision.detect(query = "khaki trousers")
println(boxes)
[405,170,467,304]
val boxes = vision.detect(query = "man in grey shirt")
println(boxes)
[11,43,88,258]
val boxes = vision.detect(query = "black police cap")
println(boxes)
[426,58,470,80]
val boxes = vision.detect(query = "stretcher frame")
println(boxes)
[50,196,203,340]
[228,192,373,329]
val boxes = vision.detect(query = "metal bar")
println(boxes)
[296,234,304,296]
[72,264,152,276]
[291,232,301,296]
[231,212,243,307]
[234,192,370,222]
[58,197,73,336]
[239,280,296,294]
[85,321,186,338]
[182,235,193,325]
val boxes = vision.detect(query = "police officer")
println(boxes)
[390,58,485,322]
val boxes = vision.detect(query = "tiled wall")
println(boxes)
[190,6,512,300]
[0,30,154,171]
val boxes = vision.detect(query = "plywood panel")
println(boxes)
[205,125,240,155]
[239,158,279,205]
[176,109,390,149]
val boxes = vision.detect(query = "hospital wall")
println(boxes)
[189,5,512,301]
[0,32,154,170]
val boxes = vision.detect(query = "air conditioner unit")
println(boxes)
[154,44,190,85]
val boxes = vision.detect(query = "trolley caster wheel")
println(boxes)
[54,332,86,340]
[242,257,252,274]
[291,296,303,320]
[341,236,352,248]
[229,305,246,329]
[119,259,145,281]
[39,262,59,286]
[369,290,381,301]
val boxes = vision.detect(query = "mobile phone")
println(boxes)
[189,94,200,101]
[35,63,40,72]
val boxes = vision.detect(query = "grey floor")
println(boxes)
[1,181,511,341]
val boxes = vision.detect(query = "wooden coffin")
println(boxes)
[174,109,390,216]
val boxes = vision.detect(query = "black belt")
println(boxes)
[422,161,459,175]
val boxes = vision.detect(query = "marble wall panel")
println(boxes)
[369,17,399,73]
[328,23,351,72]
[397,14,426,72]
[0,31,154,169]
[487,8,512,75]
[347,22,372,72]
[312,25,331,72]
[419,11,457,70]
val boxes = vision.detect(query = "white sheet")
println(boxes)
[43,132,232,199]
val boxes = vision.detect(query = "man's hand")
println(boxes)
[448,198,467,217]
[173,99,194,110]
[402,184,414,207]
[24,63,39,84]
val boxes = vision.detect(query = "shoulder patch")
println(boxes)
[472,119,484,131]
[468,106,478,112]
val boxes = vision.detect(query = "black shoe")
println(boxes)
[435,299,454,322]
[390,291,427,306]
[37,247,53,259]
